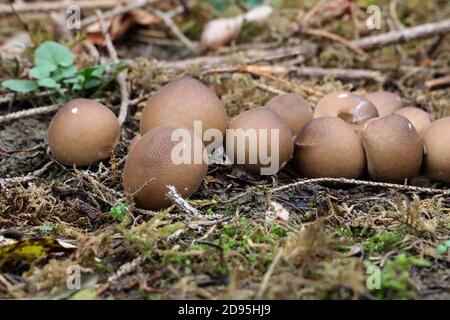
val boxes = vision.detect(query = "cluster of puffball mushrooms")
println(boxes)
[47,76,450,210]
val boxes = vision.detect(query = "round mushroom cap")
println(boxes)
[364,91,403,117]
[47,98,120,166]
[293,117,365,178]
[314,91,378,126]
[123,126,208,210]
[227,107,293,175]
[140,76,228,148]
[265,93,313,138]
[394,107,431,137]
[423,117,450,183]
[360,114,423,183]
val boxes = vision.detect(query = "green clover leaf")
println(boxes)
[34,41,74,70]
[2,80,38,93]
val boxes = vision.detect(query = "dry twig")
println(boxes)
[204,65,321,95]
[304,28,368,58]
[270,177,449,195]
[425,75,450,90]
[300,0,327,26]
[257,249,283,299]
[0,0,115,15]
[81,0,159,27]
[0,97,144,126]
[255,83,287,95]
[351,18,450,50]
[0,103,59,124]
[95,10,130,127]
[0,161,54,186]
[295,67,386,82]
[166,185,201,218]
[150,8,198,54]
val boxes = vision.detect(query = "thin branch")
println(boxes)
[257,249,283,299]
[0,89,67,105]
[295,66,386,82]
[0,96,145,125]
[270,177,449,195]
[150,8,198,54]
[0,0,115,15]
[304,28,368,58]
[166,185,201,218]
[81,0,160,27]
[425,75,450,90]
[95,10,129,127]
[0,104,60,124]
[255,83,287,95]
[204,65,321,95]
[351,18,450,50]
[300,0,327,26]
[0,161,54,186]
[8,2,31,34]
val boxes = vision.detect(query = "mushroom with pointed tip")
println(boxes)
[227,107,293,175]
[123,126,208,210]
[360,114,423,183]
[140,76,228,149]
[423,117,450,183]
[314,91,378,127]
[394,107,431,137]
[265,93,313,138]
[292,117,366,178]
[47,98,120,166]
[364,91,403,117]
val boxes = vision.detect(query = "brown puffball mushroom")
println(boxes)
[364,91,403,117]
[128,134,141,153]
[227,107,293,175]
[265,93,313,138]
[423,117,450,183]
[123,126,208,210]
[394,107,431,137]
[314,91,378,126]
[47,98,120,166]
[360,114,423,183]
[140,77,228,148]
[293,117,365,178]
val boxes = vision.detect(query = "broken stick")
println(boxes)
[351,18,450,50]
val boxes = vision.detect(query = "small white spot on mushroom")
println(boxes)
[184,187,188,191]
[71,107,78,114]
[408,123,413,130]
[337,93,348,99]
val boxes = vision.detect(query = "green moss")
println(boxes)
[364,231,404,255]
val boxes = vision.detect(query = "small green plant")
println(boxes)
[364,231,404,255]
[39,225,54,233]
[2,41,120,101]
[365,254,431,299]
[109,203,128,222]
[206,0,264,13]
[436,240,450,255]
[0,203,6,214]
[271,224,287,238]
